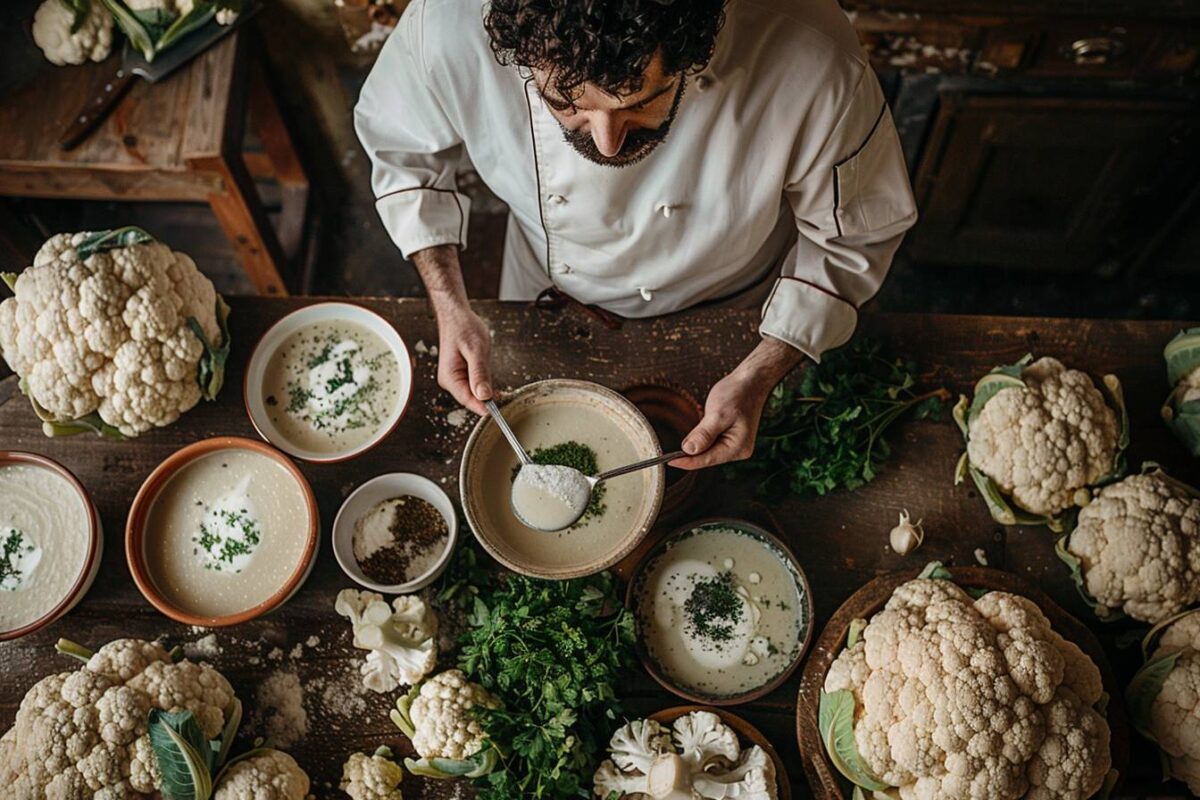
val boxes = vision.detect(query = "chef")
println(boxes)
[355,0,917,469]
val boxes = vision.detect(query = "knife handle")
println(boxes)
[59,68,137,151]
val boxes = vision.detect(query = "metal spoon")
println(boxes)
[512,450,686,532]
[485,399,532,466]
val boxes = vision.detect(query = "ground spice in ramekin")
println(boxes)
[356,495,448,584]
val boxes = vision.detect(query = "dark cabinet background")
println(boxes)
[852,2,1200,279]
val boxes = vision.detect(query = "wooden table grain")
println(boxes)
[1,297,1197,799]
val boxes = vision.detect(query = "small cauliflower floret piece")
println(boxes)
[1065,470,1200,623]
[967,357,1119,517]
[592,712,778,800]
[822,577,1111,800]
[32,0,112,66]
[213,749,310,800]
[0,638,238,800]
[0,230,227,438]
[407,669,499,760]
[341,749,404,800]
[335,589,438,693]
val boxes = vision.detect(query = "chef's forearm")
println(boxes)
[411,245,471,318]
[732,336,807,391]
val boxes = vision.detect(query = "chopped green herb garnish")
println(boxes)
[684,571,744,643]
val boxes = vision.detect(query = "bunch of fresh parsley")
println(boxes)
[727,338,948,496]
[447,555,635,800]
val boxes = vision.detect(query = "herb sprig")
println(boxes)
[445,549,635,800]
[727,338,948,496]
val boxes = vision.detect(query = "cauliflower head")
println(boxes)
[0,638,237,799]
[1163,328,1200,457]
[32,0,112,66]
[1129,610,1200,794]
[341,748,404,800]
[958,356,1123,524]
[214,749,310,800]
[1063,469,1200,623]
[822,576,1111,800]
[403,669,498,760]
[0,228,229,438]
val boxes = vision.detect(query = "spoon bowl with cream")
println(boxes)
[511,451,685,532]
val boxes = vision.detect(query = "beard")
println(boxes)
[559,81,686,168]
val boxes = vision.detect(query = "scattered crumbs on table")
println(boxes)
[307,665,369,731]
[182,633,221,661]
[254,671,308,748]
[974,548,989,566]
[305,635,320,649]
[290,642,304,659]
[268,647,284,661]
[446,408,469,429]
[248,655,261,665]
[414,340,428,355]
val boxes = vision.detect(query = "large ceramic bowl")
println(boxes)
[0,451,103,641]
[126,437,320,627]
[243,301,414,463]
[460,379,664,579]
[628,518,815,706]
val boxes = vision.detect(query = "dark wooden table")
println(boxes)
[1,297,1197,799]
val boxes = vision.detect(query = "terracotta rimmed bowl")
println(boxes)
[243,301,414,463]
[0,451,103,641]
[795,565,1130,800]
[332,472,459,593]
[126,437,320,627]
[628,518,815,706]
[459,379,665,579]
[648,706,793,800]
[621,383,702,519]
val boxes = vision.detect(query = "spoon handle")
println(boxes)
[485,399,533,466]
[594,450,686,483]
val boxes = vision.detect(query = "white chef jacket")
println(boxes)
[355,0,917,360]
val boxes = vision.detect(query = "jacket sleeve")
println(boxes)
[354,0,471,258]
[759,64,917,361]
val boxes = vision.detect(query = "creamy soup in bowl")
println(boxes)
[245,303,413,462]
[0,452,101,640]
[127,437,319,625]
[630,519,813,704]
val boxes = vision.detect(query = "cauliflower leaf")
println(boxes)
[1162,328,1200,457]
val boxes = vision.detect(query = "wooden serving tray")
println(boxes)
[649,706,792,800]
[795,565,1131,800]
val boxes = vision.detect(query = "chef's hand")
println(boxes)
[672,337,806,470]
[411,244,494,416]
[436,305,493,416]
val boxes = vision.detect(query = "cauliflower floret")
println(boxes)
[405,670,499,760]
[0,639,238,799]
[966,357,1119,517]
[213,750,310,800]
[341,749,404,800]
[0,230,227,437]
[1065,470,1200,623]
[32,0,112,66]
[1138,612,1200,794]
[336,589,438,693]
[823,577,1111,800]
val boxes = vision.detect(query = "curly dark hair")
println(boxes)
[485,0,727,101]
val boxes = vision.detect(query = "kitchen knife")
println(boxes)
[59,2,260,151]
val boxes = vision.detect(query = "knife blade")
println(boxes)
[59,1,260,151]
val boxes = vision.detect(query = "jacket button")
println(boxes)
[656,203,675,218]
[547,194,567,205]
[695,75,712,91]
[638,287,654,301]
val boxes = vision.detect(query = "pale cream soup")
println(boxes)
[0,463,91,633]
[477,403,649,569]
[263,320,401,454]
[637,526,807,698]
[145,450,310,617]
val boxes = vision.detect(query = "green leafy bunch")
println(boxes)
[726,338,948,496]
[455,567,636,800]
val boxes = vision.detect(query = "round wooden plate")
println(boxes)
[795,565,1130,800]
[649,705,792,800]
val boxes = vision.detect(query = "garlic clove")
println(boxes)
[889,510,925,556]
